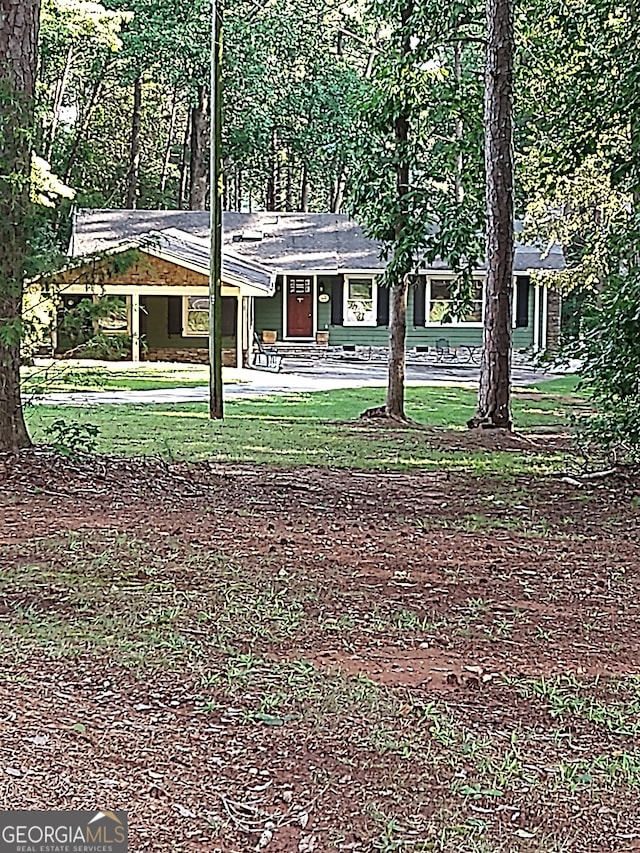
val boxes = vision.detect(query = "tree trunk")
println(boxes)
[177,108,191,209]
[386,277,409,419]
[46,42,73,160]
[63,62,107,183]
[385,3,412,421]
[159,85,178,197]
[209,0,223,419]
[0,0,40,453]
[300,163,309,211]
[235,169,242,210]
[285,154,293,211]
[330,166,346,213]
[125,75,143,209]
[189,85,209,210]
[266,130,276,211]
[386,107,410,420]
[470,0,514,430]
[223,171,230,210]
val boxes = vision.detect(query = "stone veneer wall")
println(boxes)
[546,288,562,354]
[144,348,237,367]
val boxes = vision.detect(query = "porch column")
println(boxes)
[50,315,58,356]
[541,285,549,352]
[247,297,255,360]
[236,294,243,368]
[533,284,541,352]
[131,292,140,362]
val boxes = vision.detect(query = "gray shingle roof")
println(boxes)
[71,209,565,273]
[141,229,275,295]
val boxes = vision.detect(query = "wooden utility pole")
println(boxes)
[209,0,223,419]
[470,0,514,430]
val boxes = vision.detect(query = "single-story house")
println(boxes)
[40,209,564,365]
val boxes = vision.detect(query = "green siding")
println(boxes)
[254,280,284,339]
[329,283,535,350]
[317,275,333,331]
[512,289,536,350]
[144,296,207,350]
[253,274,537,350]
[143,296,235,351]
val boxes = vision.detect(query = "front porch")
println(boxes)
[55,291,249,368]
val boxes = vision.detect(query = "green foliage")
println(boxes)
[43,417,100,456]
[36,0,372,212]
[0,318,23,349]
[72,333,134,359]
[31,155,75,207]
[348,0,485,298]
[571,221,640,461]
[518,0,640,456]
[222,0,370,210]
[56,295,134,359]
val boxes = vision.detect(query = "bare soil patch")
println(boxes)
[1,451,640,851]
[347,419,574,452]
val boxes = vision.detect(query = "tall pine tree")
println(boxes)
[0,0,41,452]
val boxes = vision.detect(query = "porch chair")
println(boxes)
[434,338,456,361]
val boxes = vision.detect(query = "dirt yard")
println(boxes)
[1,452,640,852]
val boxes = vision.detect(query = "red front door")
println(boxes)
[286,277,313,337]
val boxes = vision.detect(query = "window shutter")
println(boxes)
[331,277,344,325]
[168,296,182,335]
[516,277,530,328]
[413,278,426,326]
[222,296,237,336]
[377,284,390,326]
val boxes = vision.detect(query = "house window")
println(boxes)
[289,278,311,295]
[183,295,209,336]
[427,278,483,325]
[344,276,377,326]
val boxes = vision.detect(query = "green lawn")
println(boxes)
[21,364,242,393]
[26,382,583,475]
[519,373,582,395]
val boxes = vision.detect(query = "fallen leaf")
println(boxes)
[255,821,275,850]
[173,804,197,818]
[253,713,285,726]
[25,734,49,746]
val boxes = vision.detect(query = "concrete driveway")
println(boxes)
[30,355,564,407]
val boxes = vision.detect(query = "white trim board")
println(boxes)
[58,283,241,297]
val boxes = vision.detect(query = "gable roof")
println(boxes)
[140,229,275,295]
[71,209,565,273]
[41,223,275,296]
